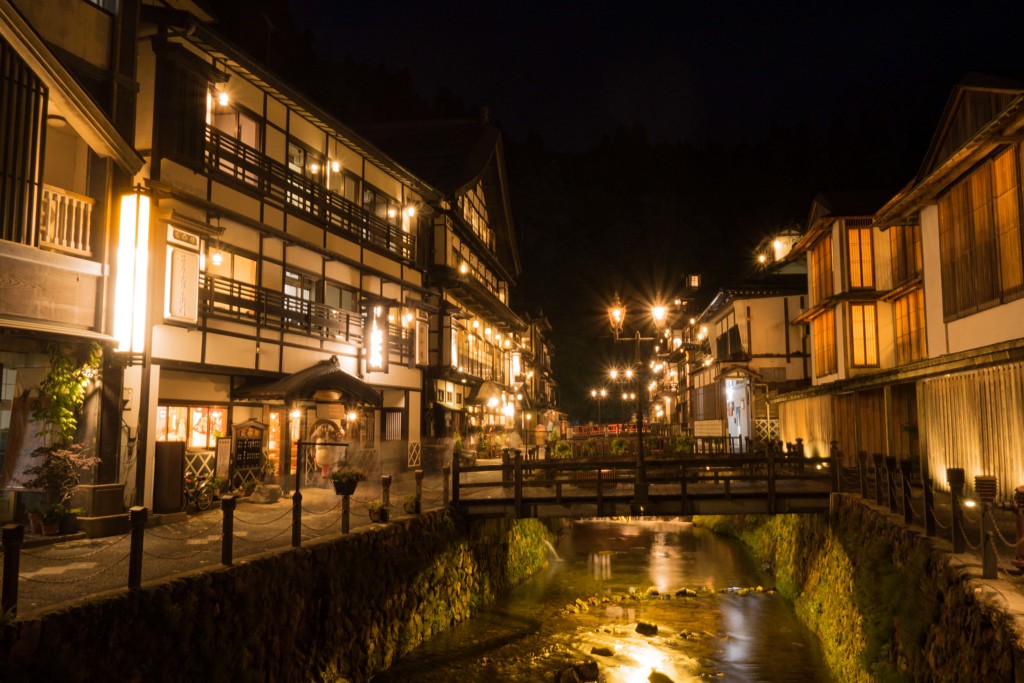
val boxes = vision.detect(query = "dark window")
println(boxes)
[156,44,221,171]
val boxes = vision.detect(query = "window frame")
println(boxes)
[813,309,837,377]
[849,302,879,368]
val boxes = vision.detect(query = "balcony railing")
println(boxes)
[199,273,414,361]
[205,127,415,264]
[39,185,93,257]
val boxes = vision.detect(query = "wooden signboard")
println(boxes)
[215,437,231,478]
[231,419,268,471]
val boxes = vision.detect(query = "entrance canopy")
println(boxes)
[234,356,382,406]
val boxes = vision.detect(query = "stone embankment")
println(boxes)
[700,493,1024,683]
[0,511,556,682]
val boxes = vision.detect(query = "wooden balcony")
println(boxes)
[39,184,93,257]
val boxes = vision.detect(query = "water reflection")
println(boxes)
[373,518,832,682]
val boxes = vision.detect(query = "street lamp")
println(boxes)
[607,292,671,509]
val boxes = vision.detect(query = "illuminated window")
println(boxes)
[813,309,837,377]
[155,405,226,450]
[810,235,833,305]
[938,145,1024,320]
[208,92,262,185]
[894,289,926,364]
[847,225,874,288]
[889,225,922,286]
[850,303,878,367]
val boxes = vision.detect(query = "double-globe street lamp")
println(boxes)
[607,293,670,510]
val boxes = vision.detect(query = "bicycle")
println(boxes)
[182,473,214,512]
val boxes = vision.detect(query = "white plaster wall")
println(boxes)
[920,204,947,357]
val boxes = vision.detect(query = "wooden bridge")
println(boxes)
[451,450,839,519]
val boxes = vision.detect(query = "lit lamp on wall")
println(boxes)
[113,189,151,358]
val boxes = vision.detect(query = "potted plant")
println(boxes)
[367,500,389,523]
[330,465,366,495]
[26,507,44,535]
[673,433,696,455]
[610,438,628,456]
[23,444,100,506]
[41,503,66,536]
[60,507,85,534]
[553,440,572,459]
[403,493,418,515]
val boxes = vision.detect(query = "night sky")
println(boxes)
[208,0,1024,416]
[289,0,1024,151]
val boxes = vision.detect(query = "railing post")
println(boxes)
[830,441,840,492]
[767,451,776,514]
[451,453,461,506]
[341,494,351,534]
[128,506,147,590]
[948,468,965,553]
[924,477,936,537]
[514,454,524,518]
[502,448,513,487]
[381,475,392,523]
[858,451,869,499]
[900,459,913,524]
[291,490,302,548]
[873,453,884,505]
[220,495,236,566]
[596,468,604,517]
[415,469,424,514]
[885,456,898,513]
[444,465,452,507]
[983,531,998,580]
[2,524,23,616]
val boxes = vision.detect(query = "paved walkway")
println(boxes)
[6,462,1024,619]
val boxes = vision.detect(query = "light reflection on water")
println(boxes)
[373,519,832,683]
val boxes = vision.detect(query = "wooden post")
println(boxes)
[451,455,460,506]
[900,459,913,524]
[924,477,936,537]
[948,468,965,553]
[596,468,604,517]
[514,454,524,518]
[873,454,884,505]
[858,451,868,499]
[128,506,147,590]
[381,475,391,523]
[830,441,840,493]
[885,456,898,513]
[983,530,997,579]
[415,469,423,514]
[767,451,776,514]
[291,490,302,547]
[341,494,350,534]
[2,524,23,616]
[221,494,235,566]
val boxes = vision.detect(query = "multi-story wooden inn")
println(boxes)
[126,2,447,503]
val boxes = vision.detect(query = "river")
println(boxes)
[374,518,833,682]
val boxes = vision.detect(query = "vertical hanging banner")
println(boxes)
[365,304,389,372]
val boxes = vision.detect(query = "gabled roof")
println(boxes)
[916,72,1024,182]
[0,0,143,174]
[793,191,890,255]
[233,356,382,405]
[358,116,522,278]
[876,73,1024,226]
[698,274,807,323]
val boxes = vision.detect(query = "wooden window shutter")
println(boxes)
[0,37,46,246]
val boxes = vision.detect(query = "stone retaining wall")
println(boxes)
[700,494,1024,682]
[0,511,556,682]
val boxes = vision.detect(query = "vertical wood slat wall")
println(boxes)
[922,361,1024,499]
[0,36,46,246]
[777,394,833,458]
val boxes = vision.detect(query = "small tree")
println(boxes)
[23,444,99,504]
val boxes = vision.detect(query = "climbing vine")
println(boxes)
[32,342,101,444]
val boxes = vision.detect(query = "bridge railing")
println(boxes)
[450,447,838,515]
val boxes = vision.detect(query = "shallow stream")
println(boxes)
[374,518,832,682]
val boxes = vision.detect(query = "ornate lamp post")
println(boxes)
[607,293,669,510]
